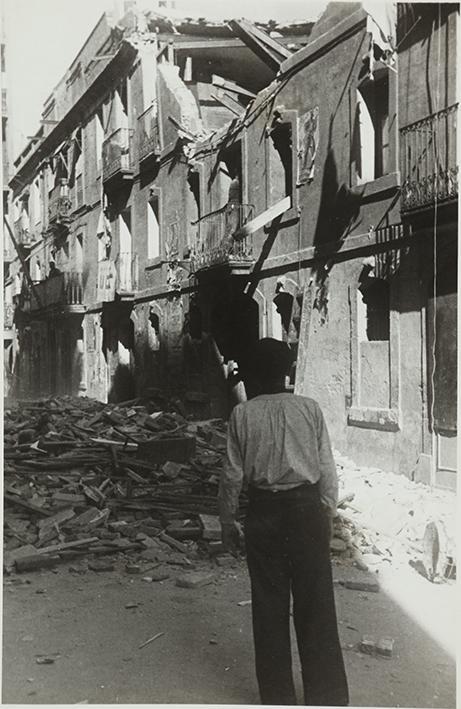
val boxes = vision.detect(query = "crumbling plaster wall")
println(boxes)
[298,249,426,477]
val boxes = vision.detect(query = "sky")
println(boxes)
[3,0,329,162]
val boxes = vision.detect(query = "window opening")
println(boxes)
[354,72,389,183]
[147,196,160,259]
[358,264,390,341]
[270,122,293,199]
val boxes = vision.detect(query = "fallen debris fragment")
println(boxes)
[376,636,395,657]
[340,580,380,593]
[175,571,215,589]
[138,631,165,649]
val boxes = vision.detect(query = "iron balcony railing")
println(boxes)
[4,303,14,328]
[192,203,255,271]
[400,103,458,211]
[115,251,138,292]
[138,104,161,163]
[48,185,72,227]
[24,271,84,312]
[102,128,135,183]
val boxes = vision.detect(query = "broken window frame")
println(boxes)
[265,108,299,215]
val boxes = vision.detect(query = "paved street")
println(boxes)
[3,554,456,706]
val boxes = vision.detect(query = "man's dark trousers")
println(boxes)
[245,483,349,706]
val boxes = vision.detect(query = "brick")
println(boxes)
[208,541,225,556]
[16,554,60,573]
[166,522,201,540]
[52,493,86,505]
[199,514,222,541]
[37,508,75,530]
[359,635,376,655]
[88,560,114,572]
[216,554,237,567]
[150,569,171,582]
[376,637,394,657]
[342,580,380,593]
[125,564,141,574]
[4,544,38,570]
[161,461,183,480]
[175,571,215,589]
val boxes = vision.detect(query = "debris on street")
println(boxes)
[334,452,457,583]
[3,395,246,574]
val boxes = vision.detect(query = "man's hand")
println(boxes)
[221,521,241,555]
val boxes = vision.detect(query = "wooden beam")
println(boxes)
[211,74,256,99]
[227,18,291,72]
[211,91,244,117]
[235,196,291,239]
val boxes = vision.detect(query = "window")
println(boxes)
[118,208,132,291]
[71,128,84,207]
[358,266,390,342]
[353,72,390,184]
[270,122,293,200]
[272,279,303,387]
[32,179,41,225]
[75,234,83,272]
[95,110,105,169]
[147,196,160,259]
[148,308,161,351]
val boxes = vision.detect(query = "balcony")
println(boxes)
[192,203,255,273]
[48,185,72,234]
[138,104,161,165]
[4,303,14,330]
[102,128,135,186]
[21,271,84,314]
[400,104,458,213]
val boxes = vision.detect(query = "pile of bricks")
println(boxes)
[3,395,245,574]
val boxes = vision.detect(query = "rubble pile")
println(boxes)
[3,395,246,575]
[334,451,457,582]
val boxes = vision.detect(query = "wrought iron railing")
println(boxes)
[4,303,14,328]
[102,128,135,182]
[192,203,255,270]
[25,271,83,312]
[138,104,161,163]
[48,186,72,226]
[400,104,458,211]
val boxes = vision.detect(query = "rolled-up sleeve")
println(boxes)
[315,405,338,514]
[218,409,244,524]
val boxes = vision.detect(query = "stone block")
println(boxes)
[175,571,215,589]
[359,635,376,655]
[198,514,222,541]
[376,637,394,657]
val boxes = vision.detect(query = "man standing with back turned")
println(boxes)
[219,338,349,706]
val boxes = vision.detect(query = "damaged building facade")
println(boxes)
[6,2,457,489]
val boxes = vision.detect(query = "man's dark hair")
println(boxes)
[249,338,293,386]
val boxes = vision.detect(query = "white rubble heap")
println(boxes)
[333,451,457,582]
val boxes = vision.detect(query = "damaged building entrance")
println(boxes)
[196,278,259,416]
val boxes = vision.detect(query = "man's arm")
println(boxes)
[315,405,338,516]
[218,408,244,525]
